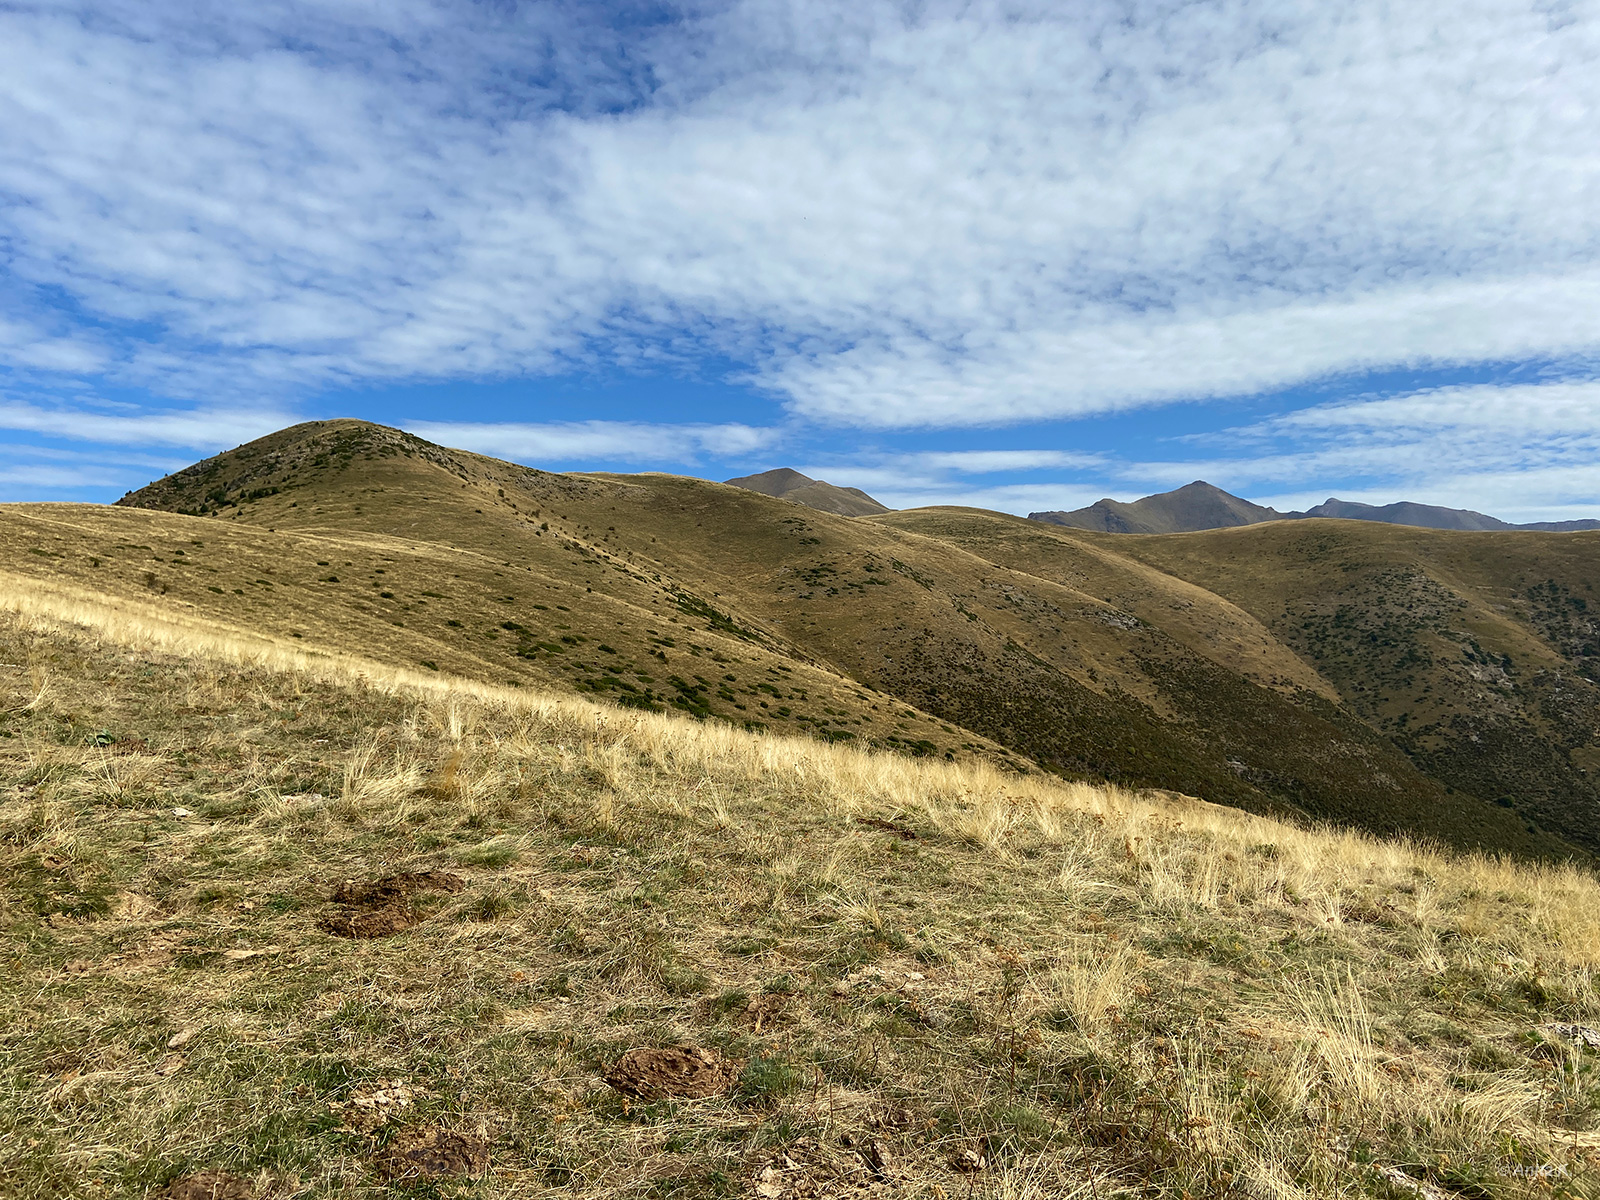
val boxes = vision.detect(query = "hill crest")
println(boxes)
[723,467,890,517]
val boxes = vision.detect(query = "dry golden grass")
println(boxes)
[2,571,1599,1199]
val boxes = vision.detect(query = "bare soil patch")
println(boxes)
[602,1046,743,1100]
[320,871,464,939]
[853,816,917,840]
[375,1127,490,1181]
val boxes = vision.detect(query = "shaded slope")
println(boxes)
[1110,521,1600,854]
[874,507,1581,856]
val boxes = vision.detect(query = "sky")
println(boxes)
[2,0,1600,521]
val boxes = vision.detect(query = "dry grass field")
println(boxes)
[2,573,1599,1199]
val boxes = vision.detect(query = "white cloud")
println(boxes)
[817,379,1600,520]
[868,481,1111,516]
[3,1,1600,429]
[793,448,1113,513]
[0,463,120,491]
[406,419,781,465]
[0,400,298,448]
[906,450,1106,474]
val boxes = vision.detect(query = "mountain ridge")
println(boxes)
[1031,480,1600,534]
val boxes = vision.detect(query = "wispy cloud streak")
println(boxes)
[2,1,1599,429]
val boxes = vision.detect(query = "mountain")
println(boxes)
[1506,518,1600,531]
[1295,497,1511,530]
[1030,480,1281,534]
[1300,498,1600,532]
[2,418,1594,860]
[723,467,890,517]
[1033,481,1600,534]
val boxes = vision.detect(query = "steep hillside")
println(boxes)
[93,420,1562,856]
[1107,522,1600,855]
[723,467,890,517]
[5,581,1597,1199]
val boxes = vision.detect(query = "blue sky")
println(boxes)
[3,0,1600,521]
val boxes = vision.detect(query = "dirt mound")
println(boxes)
[162,1172,252,1200]
[602,1046,743,1100]
[321,871,465,939]
[375,1128,490,1181]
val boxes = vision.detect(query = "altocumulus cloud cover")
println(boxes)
[2,0,1599,519]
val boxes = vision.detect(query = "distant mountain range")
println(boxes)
[723,467,890,517]
[1030,480,1600,535]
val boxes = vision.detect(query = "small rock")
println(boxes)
[167,1028,198,1050]
[863,1138,892,1178]
[172,808,194,818]
[1374,1165,1455,1200]
[220,946,281,961]
[1542,1022,1600,1048]
[952,1148,987,1173]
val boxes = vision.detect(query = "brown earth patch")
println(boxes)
[375,1127,490,1181]
[161,1171,252,1200]
[853,816,917,840]
[602,1046,743,1100]
[320,871,464,939]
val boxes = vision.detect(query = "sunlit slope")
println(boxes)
[102,419,1578,857]
[1107,522,1600,856]
[3,588,1600,1199]
[0,503,976,762]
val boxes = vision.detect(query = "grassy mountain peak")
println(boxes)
[723,467,891,517]
[1031,481,1282,535]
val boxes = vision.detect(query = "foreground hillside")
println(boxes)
[84,418,1598,859]
[2,579,1599,1199]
